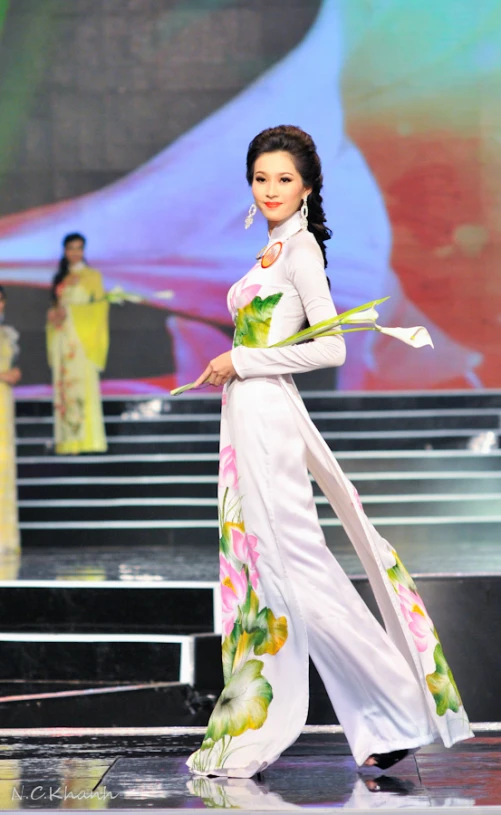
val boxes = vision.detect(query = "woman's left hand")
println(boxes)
[0,367,21,386]
[193,351,236,389]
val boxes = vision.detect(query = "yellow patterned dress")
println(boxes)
[0,325,20,551]
[46,266,109,455]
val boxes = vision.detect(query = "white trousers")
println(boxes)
[188,378,441,777]
[234,380,435,766]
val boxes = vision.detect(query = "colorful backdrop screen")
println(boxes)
[0,0,498,394]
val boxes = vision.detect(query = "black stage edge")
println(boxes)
[0,575,498,726]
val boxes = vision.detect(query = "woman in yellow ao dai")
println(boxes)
[46,233,109,455]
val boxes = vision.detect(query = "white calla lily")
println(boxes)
[154,290,174,300]
[106,285,143,304]
[341,307,379,324]
[376,325,434,349]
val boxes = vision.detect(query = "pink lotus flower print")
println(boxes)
[352,488,364,513]
[397,585,433,653]
[220,555,248,637]
[219,445,238,490]
[230,527,260,589]
[228,277,262,316]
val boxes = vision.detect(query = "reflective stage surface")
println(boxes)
[0,730,499,810]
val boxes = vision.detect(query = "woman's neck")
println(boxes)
[267,209,302,241]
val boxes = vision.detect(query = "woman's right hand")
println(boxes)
[47,305,66,327]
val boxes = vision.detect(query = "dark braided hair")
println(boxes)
[246,125,332,267]
[50,232,86,304]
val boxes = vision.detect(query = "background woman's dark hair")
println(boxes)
[246,125,332,268]
[50,233,86,303]
[0,285,6,301]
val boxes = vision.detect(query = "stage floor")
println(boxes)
[3,538,501,583]
[0,729,499,811]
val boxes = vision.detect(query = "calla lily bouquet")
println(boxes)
[273,297,434,349]
[170,297,434,396]
[104,286,174,305]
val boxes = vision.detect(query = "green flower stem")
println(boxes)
[221,487,228,524]
[318,326,378,336]
[170,381,205,396]
[270,297,390,347]
[171,298,391,395]
[225,494,242,522]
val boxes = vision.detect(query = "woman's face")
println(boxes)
[251,151,311,227]
[0,295,5,316]
[64,239,85,266]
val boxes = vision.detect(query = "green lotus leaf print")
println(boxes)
[426,643,462,716]
[188,776,233,809]
[222,620,242,683]
[222,582,289,682]
[233,293,284,348]
[204,659,273,743]
[232,630,258,676]
[241,583,260,630]
[253,607,289,656]
[387,548,419,594]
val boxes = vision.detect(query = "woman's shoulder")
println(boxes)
[83,266,102,278]
[283,229,324,274]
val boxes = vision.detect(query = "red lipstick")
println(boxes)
[265,202,282,209]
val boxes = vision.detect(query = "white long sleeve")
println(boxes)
[231,236,346,379]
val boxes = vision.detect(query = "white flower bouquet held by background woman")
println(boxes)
[170,297,434,396]
[103,286,174,305]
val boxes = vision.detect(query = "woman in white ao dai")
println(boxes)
[187,126,472,779]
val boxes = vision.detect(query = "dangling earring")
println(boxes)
[245,203,257,229]
[300,197,309,230]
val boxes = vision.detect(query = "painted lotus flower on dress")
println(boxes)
[219,444,239,490]
[396,585,433,653]
[189,427,289,773]
[220,555,248,638]
[231,527,260,589]
[228,276,262,315]
[352,487,365,514]
[386,548,463,716]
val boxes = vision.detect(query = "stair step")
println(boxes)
[15,408,501,437]
[0,582,219,635]
[0,635,194,683]
[16,471,501,502]
[14,390,501,418]
[0,682,204,729]
[16,493,501,524]
[18,519,501,547]
[15,428,501,456]
[15,451,501,480]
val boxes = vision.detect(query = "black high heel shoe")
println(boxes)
[366,775,416,795]
[365,749,410,771]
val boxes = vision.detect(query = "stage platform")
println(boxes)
[0,729,499,811]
